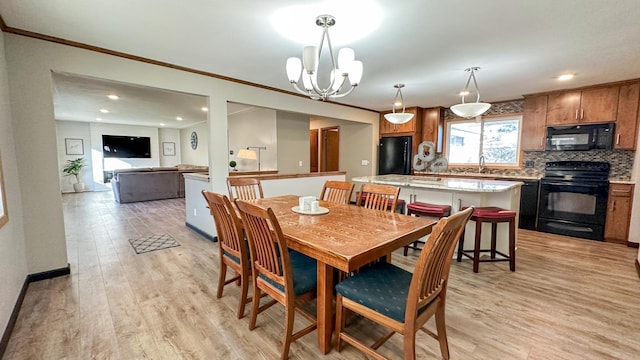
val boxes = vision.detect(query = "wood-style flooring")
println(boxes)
[3,191,640,359]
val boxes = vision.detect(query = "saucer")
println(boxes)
[291,206,329,215]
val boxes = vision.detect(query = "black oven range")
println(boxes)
[537,161,610,241]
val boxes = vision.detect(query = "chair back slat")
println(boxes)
[236,199,291,292]
[227,177,264,201]
[407,207,474,314]
[320,180,355,205]
[201,191,245,259]
[356,183,400,213]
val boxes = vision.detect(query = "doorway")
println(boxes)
[320,127,340,172]
[310,129,319,172]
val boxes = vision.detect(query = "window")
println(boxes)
[446,115,522,167]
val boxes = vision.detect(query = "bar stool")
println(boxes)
[403,202,451,256]
[355,191,405,214]
[456,206,516,273]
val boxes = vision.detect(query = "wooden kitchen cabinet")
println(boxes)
[522,95,548,150]
[546,86,619,125]
[614,83,640,150]
[604,183,634,244]
[421,106,444,151]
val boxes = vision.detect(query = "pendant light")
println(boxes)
[384,84,414,125]
[450,67,491,118]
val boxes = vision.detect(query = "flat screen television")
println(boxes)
[102,135,151,158]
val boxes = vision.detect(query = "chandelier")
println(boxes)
[384,84,414,125]
[450,67,491,118]
[285,15,363,101]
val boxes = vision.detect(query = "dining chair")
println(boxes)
[227,177,264,201]
[319,180,355,204]
[201,190,252,319]
[356,183,401,212]
[235,199,318,360]
[334,206,474,360]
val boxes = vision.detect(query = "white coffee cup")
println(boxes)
[310,200,319,211]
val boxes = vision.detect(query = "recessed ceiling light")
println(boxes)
[160,123,166,127]
[558,73,575,81]
[176,116,183,121]
[96,117,102,121]
[100,109,109,113]
[201,107,208,112]
[107,94,119,100]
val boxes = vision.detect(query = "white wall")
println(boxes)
[56,121,93,192]
[276,111,311,174]
[159,127,181,166]
[228,107,277,171]
[1,32,377,337]
[180,122,208,166]
[0,31,29,341]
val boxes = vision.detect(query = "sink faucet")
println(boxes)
[478,154,486,173]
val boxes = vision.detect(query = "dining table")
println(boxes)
[250,195,437,354]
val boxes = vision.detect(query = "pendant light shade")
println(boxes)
[450,67,491,118]
[384,84,414,125]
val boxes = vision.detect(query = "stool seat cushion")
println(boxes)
[465,206,516,220]
[407,202,451,216]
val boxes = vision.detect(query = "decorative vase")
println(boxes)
[73,182,85,192]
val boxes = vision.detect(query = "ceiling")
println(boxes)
[3,0,640,128]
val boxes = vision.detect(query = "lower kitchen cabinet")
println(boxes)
[604,183,634,244]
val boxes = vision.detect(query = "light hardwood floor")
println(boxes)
[3,191,640,359]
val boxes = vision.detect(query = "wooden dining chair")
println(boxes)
[356,183,401,212]
[227,177,264,201]
[235,199,318,360]
[319,180,355,204]
[334,207,474,360]
[201,190,252,319]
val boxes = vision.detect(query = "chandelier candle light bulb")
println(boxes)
[285,15,362,101]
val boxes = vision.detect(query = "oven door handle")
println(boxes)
[542,181,607,189]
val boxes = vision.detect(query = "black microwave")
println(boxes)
[545,123,615,151]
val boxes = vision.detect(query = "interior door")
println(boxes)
[310,129,318,173]
[320,127,339,172]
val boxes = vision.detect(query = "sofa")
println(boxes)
[111,165,208,203]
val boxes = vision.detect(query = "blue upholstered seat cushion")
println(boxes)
[335,262,414,323]
[259,250,317,296]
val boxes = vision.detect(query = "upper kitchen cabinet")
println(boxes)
[522,95,548,151]
[614,83,640,150]
[379,107,423,136]
[421,107,444,151]
[546,86,619,125]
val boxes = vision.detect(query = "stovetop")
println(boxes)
[543,161,610,181]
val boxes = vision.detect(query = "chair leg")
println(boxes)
[456,230,465,262]
[403,245,409,256]
[490,222,497,259]
[281,301,296,360]
[473,220,482,273]
[403,331,417,360]
[334,295,345,352]
[434,303,450,360]
[509,218,516,271]
[249,279,261,330]
[237,272,249,319]
[217,260,227,299]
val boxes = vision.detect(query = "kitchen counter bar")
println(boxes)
[352,174,523,193]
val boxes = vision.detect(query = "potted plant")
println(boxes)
[229,160,238,171]
[63,157,86,192]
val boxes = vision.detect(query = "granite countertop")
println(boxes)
[351,175,523,193]
[413,171,541,180]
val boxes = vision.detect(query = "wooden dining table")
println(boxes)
[250,195,437,354]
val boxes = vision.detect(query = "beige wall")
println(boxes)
[180,122,209,166]
[228,107,278,171]
[2,31,378,273]
[276,111,311,174]
[0,31,29,339]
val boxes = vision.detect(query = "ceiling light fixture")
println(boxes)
[558,73,575,81]
[107,94,119,100]
[285,15,363,101]
[450,67,491,119]
[100,109,109,113]
[384,84,414,125]
[201,107,208,112]
[176,116,183,121]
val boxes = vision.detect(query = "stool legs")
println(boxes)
[509,218,516,271]
[457,217,516,273]
[473,220,482,273]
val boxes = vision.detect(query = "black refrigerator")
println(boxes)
[378,136,412,175]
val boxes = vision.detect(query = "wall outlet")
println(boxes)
[193,208,197,216]
[524,160,534,168]
[361,160,370,166]
[299,160,303,166]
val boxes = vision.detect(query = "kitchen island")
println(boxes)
[352,175,523,257]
